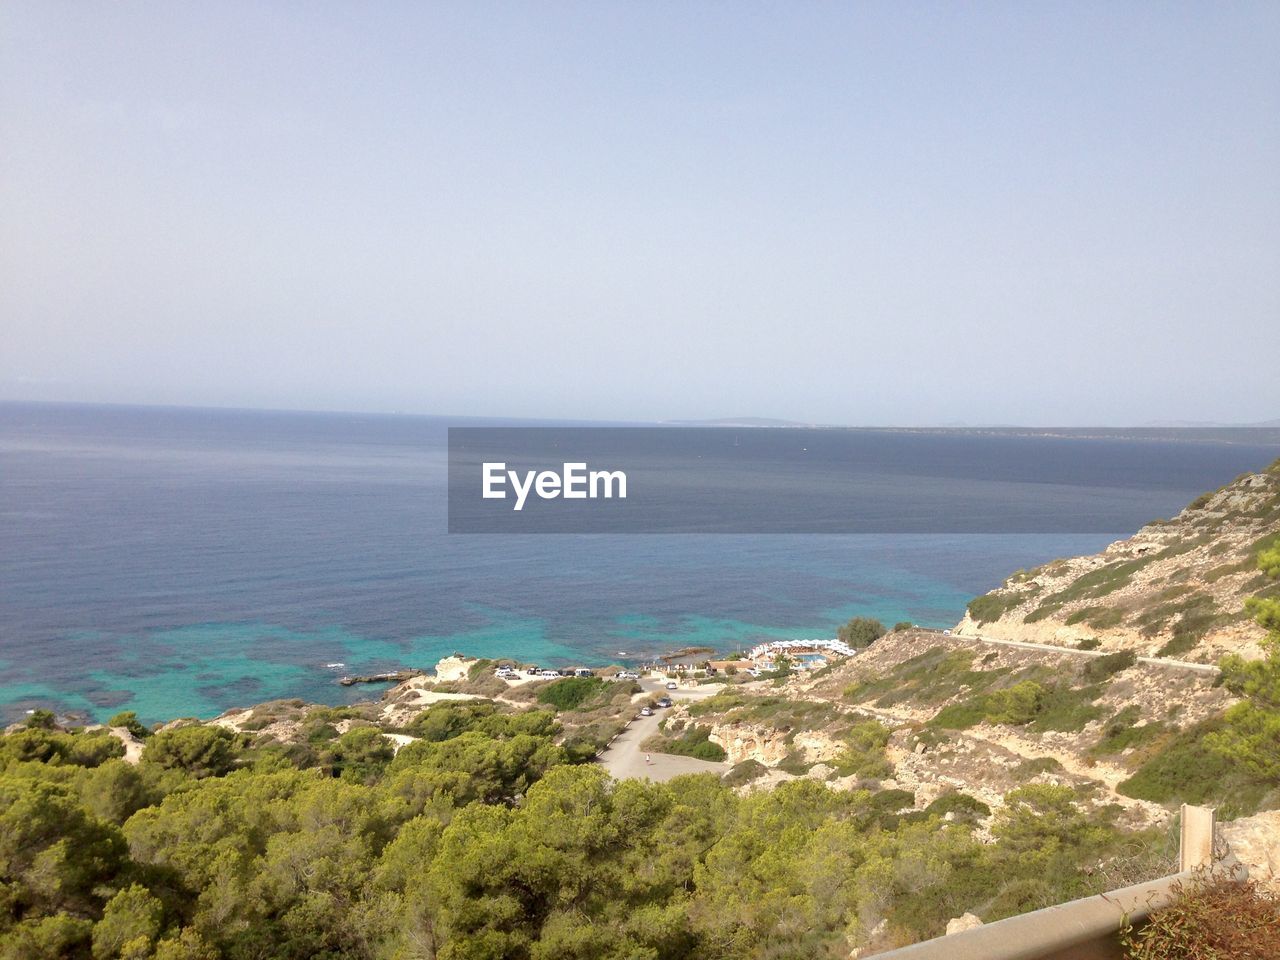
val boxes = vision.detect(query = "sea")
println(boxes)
[3,402,1278,724]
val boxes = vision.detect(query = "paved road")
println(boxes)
[596,679,730,782]
[931,629,1220,676]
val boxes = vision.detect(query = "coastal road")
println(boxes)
[926,629,1221,677]
[596,679,730,782]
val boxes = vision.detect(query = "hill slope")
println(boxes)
[955,458,1280,662]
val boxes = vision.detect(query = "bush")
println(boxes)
[1078,637,1101,651]
[967,592,1020,624]
[107,711,152,739]
[1081,650,1136,682]
[1119,716,1279,818]
[837,617,886,649]
[920,791,990,824]
[643,725,726,762]
[833,720,893,779]
[723,759,767,787]
[1121,877,1280,959]
[142,725,237,778]
[536,677,606,711]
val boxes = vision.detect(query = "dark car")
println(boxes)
[656,697,673,708]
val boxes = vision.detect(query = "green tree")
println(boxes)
[92,884,164,960]
[1211,593,1280,778]
[107,712,151,740]
[0,914,94,960]
[0,778,128,918]
[24,710,56,731]
[837,617,887,650]
[142,726,236,779]
[324,727,394,784]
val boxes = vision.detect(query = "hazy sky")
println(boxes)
[2,3,1277,425]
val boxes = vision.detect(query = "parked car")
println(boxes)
[665,681,678,690]
[573,668,594,678]
[639,706,654,717]
[616,671,639,680]
[656,697,673,708]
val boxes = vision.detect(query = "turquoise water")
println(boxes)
[5,403,1276,724]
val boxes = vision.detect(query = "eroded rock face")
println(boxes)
[1222,810,1280,893]
[794,729,844,764]
[709,722,790,766]
[433,655,474,683]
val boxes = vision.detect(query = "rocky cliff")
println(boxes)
[954,457,1280,662]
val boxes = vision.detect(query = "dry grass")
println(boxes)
[1121,876,1280,960]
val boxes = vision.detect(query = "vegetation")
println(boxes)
[535,676,608,711]
[836,616,887,649]
[0,689,1171,959]
[643,724,728,762]
[966,590,1027,624]
[722,759,766,787]
[931,677,1104,733]
[845,646,1008,708]
[1117,715,1280,818]
[1120,876,1280,960]
[832,721,893,779]
[1080,650,1136,682]
[1090,706,1168,758]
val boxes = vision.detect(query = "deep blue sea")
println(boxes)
[3,402,1278,724]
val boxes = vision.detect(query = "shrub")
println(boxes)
[967,592,1020,624]
[1081,650,1136,682]
[833,720,893,779]
[536,677,607,711]
[107,710,152,739]
[723,759,767,787]
[932,680,1102,733]
[837,617,887,649]
[1118,717,1278,818]
[1011,756,1064,779]
[1120,877,1280,960]
[1078,637,1102,651]
[1065,606,1123,629]
[142,725,237,778]
[644,725,726,762]
[919,791,990,824]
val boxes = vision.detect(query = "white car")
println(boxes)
[665,681,678,690]
[616,671,639,680]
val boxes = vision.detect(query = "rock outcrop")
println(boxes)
[1222,810,1280,894]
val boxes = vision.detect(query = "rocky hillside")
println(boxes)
[674,630,1244,834]
[955,457,1280,662]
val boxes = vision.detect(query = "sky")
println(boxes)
[1,3,1277,426]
